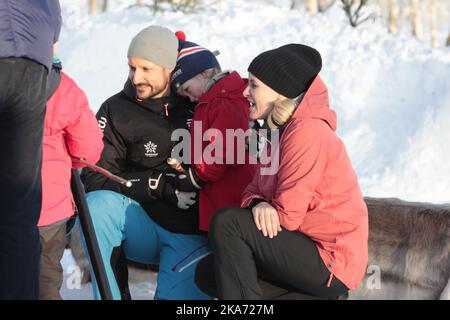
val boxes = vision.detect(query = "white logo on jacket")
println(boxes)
[144,141,158,157]
[98,117,107,131]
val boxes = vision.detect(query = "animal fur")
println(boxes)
[349,197,450,300]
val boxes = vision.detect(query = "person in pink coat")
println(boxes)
[197,44,368,300]
[38,55,103,299]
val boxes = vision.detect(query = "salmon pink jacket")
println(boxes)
[38,72,103,227]
[241,76,368,290]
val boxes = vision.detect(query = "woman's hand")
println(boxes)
[252,201,282,238]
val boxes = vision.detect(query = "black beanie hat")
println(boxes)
[248,43,322,99]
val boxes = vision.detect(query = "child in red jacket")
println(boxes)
[38,53,103,299]
[170,36,256,231]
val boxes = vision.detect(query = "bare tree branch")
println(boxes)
[341,0,373,27]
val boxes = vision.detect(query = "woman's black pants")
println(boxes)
[196,207,349,300]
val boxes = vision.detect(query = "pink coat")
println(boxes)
[241,76,368,290]
[38,72,103,227]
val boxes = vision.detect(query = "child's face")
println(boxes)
[177,73,208,103]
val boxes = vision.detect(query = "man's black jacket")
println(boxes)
[81,80,200,234]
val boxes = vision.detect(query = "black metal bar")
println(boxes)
[70,169,113,300]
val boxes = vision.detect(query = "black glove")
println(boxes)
[148,171,197,210]
[165,166,204,192]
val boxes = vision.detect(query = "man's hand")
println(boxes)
[252,202,282,238]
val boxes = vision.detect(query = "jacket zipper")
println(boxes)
[171,243,209,272]
[327,273,334,288]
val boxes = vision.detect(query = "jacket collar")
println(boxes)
[198,71,248,104]
[290,75,337,131]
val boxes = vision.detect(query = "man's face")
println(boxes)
[128,56,172,100]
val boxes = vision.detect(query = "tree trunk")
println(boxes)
[447,33,450,47]
[318,0,335,12]
[137,0,144,6]
[88,0,97,14]
[102,0,108,12]
[290,0,298,10]
[306,0,318,14]
[387,0,398,33]
[429,0,437,47]
[411,0,422,38]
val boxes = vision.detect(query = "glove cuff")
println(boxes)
[188,167,204,189]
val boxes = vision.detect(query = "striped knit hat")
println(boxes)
[171,40,220,91]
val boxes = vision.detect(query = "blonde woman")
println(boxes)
[197,44,369,300]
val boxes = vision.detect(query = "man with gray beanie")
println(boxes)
[81,25,212,300]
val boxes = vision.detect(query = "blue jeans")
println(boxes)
[82,190,212,300]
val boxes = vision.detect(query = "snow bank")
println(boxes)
[58,0,450,203]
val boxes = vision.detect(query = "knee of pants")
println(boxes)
[209,206,251,241]
[86,190,125,226]
[209,206,238,232]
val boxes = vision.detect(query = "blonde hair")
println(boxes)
[267,97,297,130]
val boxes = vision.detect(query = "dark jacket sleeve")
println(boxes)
[80,103,162,203]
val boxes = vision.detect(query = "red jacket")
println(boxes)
[39,72,103,227]
[192,71,256,231]
[241,76,368,290]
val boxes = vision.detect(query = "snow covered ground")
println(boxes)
[55,0,450,299]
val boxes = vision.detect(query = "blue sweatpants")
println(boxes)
[83,190,212,300]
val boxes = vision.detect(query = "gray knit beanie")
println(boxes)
[127,26,178,70]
